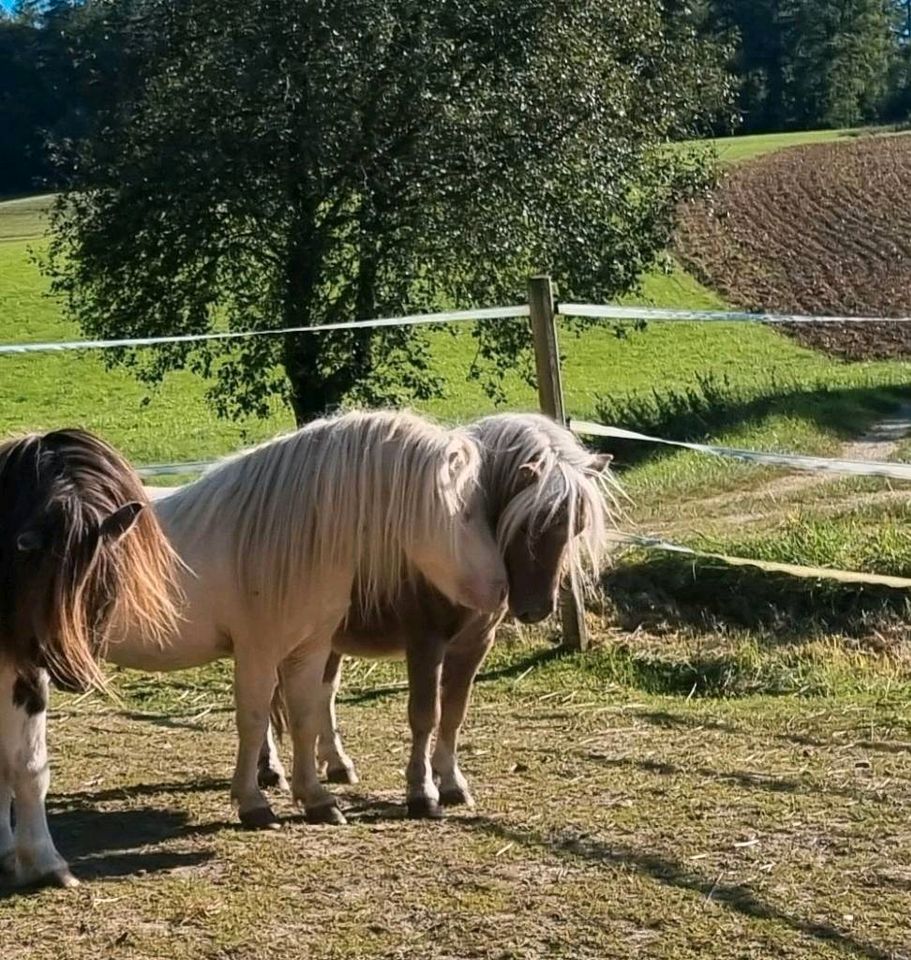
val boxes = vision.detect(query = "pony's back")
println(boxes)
[160,409,481,617]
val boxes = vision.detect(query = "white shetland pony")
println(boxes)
[109,409,508,828]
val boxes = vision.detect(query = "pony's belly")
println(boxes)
[103,621,231,672]
[332,633,406,660]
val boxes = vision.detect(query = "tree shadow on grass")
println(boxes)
[591,755,883,803]
[463,816,901,960]
[602,556,910,654]
[592,378,909,469]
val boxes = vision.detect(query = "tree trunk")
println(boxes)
[281,226,336,426]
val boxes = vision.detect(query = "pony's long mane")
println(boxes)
[159,409,481,617]
[0,429,180,691]
[470,414,623,593]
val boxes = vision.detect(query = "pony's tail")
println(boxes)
[270,681,290,742]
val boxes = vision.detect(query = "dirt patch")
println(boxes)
[675,135,911,358]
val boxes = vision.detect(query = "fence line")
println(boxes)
[571,420,911,482]
[0,305,530,355]
[4,301,911,356]
[5,283,909,619]
[558,303,911,325]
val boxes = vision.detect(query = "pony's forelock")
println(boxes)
[471,414,624,595]
[0,430,181,693]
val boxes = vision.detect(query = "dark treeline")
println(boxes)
[698,0,911,132]
[1,0,910,196]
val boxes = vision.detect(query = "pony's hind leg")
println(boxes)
[281,644,346,825]
[432,626,496,808]
[0,665,76,887]
[317,653,359,785]
[257,724,289,793]
[231,654,281,830]
[405,637,447,819]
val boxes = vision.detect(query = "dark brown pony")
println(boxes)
[0,429,179,888]
[264,413,619,818]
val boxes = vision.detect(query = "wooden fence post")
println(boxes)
[527,275,589,652]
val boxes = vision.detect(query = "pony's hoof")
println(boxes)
[439,787,475,808]
[46,867,80,889]
[407,797,445,820]
[326,765,359,786]
[305,803,347,826]
[239,806,281,830]
[258,768,290,792]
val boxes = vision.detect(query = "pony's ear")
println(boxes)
[590,453,613,473]
[17,529,44,552]
[444,437,477,484]
[519,459,546,481]
[99,502,145,543]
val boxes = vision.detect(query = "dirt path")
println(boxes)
[649,402,911,537]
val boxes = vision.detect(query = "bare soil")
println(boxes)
[676,136,911,359]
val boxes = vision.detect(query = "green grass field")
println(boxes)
[1,196,907,468]
[703,125,897,165]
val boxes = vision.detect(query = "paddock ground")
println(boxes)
[2,638,910,960]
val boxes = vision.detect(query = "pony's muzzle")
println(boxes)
[511,600,555,624]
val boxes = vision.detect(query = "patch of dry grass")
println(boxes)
[3,644,911,960]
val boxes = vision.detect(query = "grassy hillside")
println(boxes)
[2,196,907,467]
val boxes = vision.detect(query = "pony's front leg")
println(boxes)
[0,666,15,875]
[281,644,347,825]
[0,666,76,887]
[432,625,496,809]
[405,636,446,819]
[0,778,12,875]
[231,654,281,830]
[317,653,359,785]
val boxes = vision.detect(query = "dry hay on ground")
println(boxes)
[675,135,911,360]
[3,664,911,960]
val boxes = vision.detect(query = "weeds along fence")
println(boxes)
[4,273,911,651]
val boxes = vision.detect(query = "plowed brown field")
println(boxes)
[676,135,911,359]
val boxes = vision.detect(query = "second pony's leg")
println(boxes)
[432,623,497,808]
[257,723,289,792]
[317,653,359,785]
[281,643,347,825]
[231,651,281,830]
[404,635,447,819]
[0,665,76,887]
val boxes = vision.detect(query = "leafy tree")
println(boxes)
[0,0,100,194]
[48,0,726,424]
